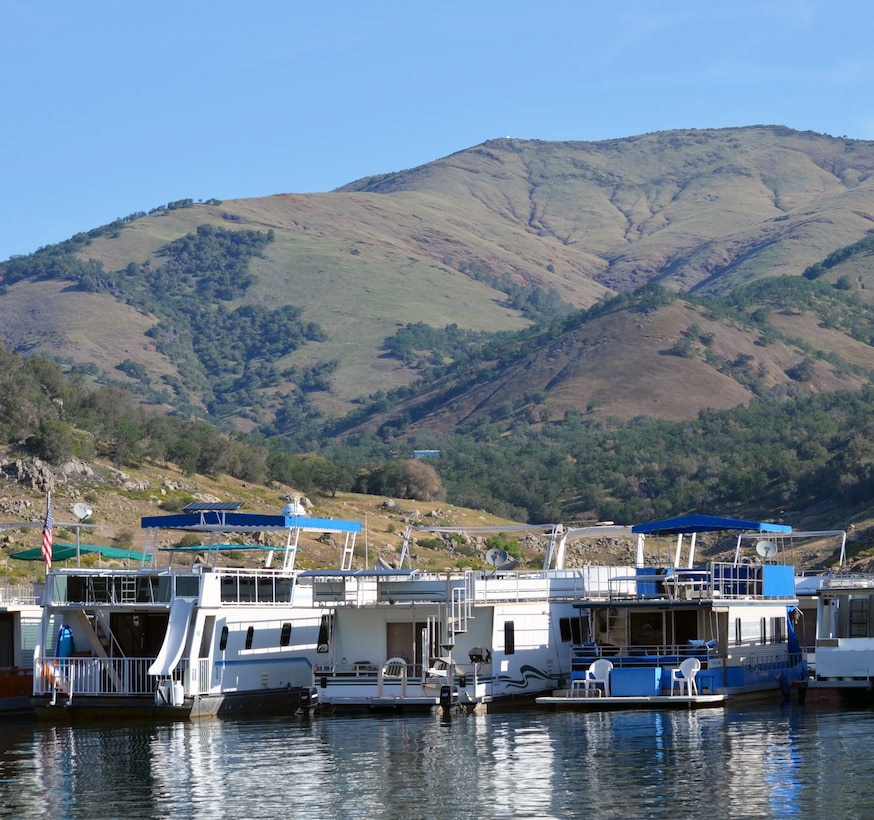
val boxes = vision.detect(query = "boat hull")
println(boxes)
[31,685,310,722]
[536,691,727,709]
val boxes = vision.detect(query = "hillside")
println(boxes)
[0,455,861,590]
[0,455,542,587]
[1,126,874,434]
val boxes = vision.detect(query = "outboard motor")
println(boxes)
[299,686,319,710]
[439,684,458,710]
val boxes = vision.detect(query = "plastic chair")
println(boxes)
[382,657,408,678]
[583,658,613,697]
[671,657,701,696]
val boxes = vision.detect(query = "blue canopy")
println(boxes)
[631,514,791,536]
[141,511,361,534]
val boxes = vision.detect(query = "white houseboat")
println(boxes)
[303,523,635,713]
[798,572,874,703]
[537,515,808,710]
[31,502,361,721]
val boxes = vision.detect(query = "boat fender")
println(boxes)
[779,672,790,698]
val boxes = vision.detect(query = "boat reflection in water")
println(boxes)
[5,704,874,817]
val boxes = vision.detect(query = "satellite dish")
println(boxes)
[756,540,778,559]
[485,547,509,568]
[73,502,93,521]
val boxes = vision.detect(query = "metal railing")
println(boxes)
[0,584,40,605]
[34,655,165,697]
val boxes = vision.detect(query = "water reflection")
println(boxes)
[4,704,874,818]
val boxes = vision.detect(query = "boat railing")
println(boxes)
[737,649,800,672]
[34,655,160,697]
[820,573,874,590]
[604,563,777,601]
[314,660,427,677]
[571,642,718,669]
[0,584,40,605]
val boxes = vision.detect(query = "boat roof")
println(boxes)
[405,523,558,535]
[140,511,362,534]
[631,514,791,535]
[298,569,421,578]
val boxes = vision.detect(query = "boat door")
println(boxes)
[0,613,13,666]
[109,612,170,657]
[386,622,429,673]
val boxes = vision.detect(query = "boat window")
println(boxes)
[504,621,515,655]
[773,616,784,644]
[176,576,199,598]
[219,626,229,651]
[258,577,275,603]
[317,614,331,653]
[559,617,583,644]
[280,623,292,646]
[239,578,256,603]
[849,598,870,638]
[630,612,663,647]
[221,576,238,602]
[245,626,254,650]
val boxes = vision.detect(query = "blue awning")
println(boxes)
[631,514,791,535]
[140,511,361,534]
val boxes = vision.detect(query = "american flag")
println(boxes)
[41,492,53,573]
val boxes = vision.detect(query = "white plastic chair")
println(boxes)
[582,658,613,697]
[670,657,701,696]
[382,657,408,678]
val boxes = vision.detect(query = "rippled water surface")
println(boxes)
[2,701,874,819]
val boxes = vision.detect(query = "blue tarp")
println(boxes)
[631,514,791,535]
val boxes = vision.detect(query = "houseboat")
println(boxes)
[31,502,361,721]
[799,572,874,702]
[303,523,635,713]
[0,585,41,717]
[537,515,808,710]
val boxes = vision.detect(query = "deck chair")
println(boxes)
[382,657,408,678]
[582,658,613,697]
[670,657,701,696]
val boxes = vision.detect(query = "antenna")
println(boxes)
[73,502,93,521]
[485,547,509,569]
[756,540,778,560]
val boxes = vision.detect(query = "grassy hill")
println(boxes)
[1,125,874,437]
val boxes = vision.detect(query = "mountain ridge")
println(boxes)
[2,125,874,435]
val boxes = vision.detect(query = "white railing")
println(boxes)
[35,656,161,697]
[0,584,39,605]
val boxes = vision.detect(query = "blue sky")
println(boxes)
[2,0,873,261]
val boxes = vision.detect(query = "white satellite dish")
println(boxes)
[73,502,93,521]
[756,540,778,559]
[485,547,509,568]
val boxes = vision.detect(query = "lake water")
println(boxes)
[2,700,874,819]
